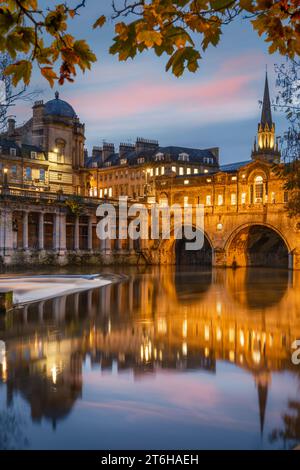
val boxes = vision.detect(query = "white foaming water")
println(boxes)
[0,275,111,305]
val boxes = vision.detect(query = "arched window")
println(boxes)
[254,175,264,203]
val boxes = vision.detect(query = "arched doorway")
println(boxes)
[175,230,212,266]
[227,224,289,268]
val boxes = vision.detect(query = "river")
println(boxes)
[0,266,299,450]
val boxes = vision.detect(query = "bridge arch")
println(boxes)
[158,225,213,266]
[224,222,291,268]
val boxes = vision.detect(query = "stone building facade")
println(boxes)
[84,138,219,200]
[0,92,85,195]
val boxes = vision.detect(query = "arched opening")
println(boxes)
[175,230,212,266]
[254,175,264,203]
[227,224,289,268]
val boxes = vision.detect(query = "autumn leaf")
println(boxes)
[136,30,163,47]
[4,60,32,86]
[93,15,106,29]
[41,66,58,87]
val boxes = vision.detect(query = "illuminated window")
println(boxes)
[184,180,189,185]
[155,167,159,176]
[108,187,112,198]
[231,193,237,205]
[161,166,165,175]
[25,167,32,180]
[171,166,176,173]
[217,194,223,206]
[99,189,103,198]
[254,175,264,202]
[241,192,246,204]
[120,158,127,165]
[194,168,199,174]
[206,194,211,206]
[150,168,154,177]
[271,191,275,203]
[187,168,191,175]
[179,167,184,175]
[184,196,189,206]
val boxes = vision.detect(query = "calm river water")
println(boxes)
[0,266,300,450]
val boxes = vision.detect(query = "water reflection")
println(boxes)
[0,267,300,449]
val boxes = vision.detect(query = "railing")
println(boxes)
[0,185,106,206]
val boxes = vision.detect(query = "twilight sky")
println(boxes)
[13,1,288,164]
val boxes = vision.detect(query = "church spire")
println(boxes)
[260,72,273,129]
[251,71,280,163]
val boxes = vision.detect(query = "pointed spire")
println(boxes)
[255,372,270,436]
[257,381,268,436]
[260,72,273,128]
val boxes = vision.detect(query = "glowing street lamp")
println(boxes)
[3,167,8,188]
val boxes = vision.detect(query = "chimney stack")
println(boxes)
[102,142,115,162]
[7,118,15,136]
[119,142,135,158]
[135,137,159,152]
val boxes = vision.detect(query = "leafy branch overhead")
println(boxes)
[0,1,299,86]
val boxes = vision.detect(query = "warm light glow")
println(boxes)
[204,169,208,174]
[216,302,222,315]
[157,317,167,334]
[204,347,209,358]
[184,180,189,185]
[182,342,187,356]
[3,168,8,174]
[182,319,187,338]
[51,365,57,385]
[204,325,210,341]
[2,357,7,382]
[53,147,59,154]
[239,331,245,347]
[229,350,235,362]
[216,327,222,341]
[229,328,235,343]
[252,350,261,364]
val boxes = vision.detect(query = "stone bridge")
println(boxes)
[149,160,300,269]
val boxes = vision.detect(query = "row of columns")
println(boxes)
[0,209,138,255]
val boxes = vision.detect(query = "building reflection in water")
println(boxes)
[0,267,300,447]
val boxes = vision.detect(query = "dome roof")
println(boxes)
[44,92,76,118]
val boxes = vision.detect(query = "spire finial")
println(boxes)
[260,70,272,128]
[55,91,59,99]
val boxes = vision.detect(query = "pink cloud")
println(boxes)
[71,73,256,121]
